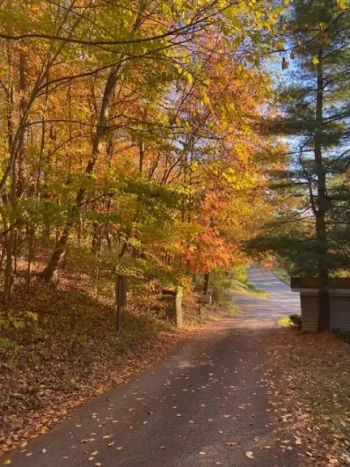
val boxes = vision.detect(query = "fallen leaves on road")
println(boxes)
[245,451,254,459]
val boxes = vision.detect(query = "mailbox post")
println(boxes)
[198,293,212,321]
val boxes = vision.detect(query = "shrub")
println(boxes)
[334,328,350,344]
[0,337,18,350]
[207,271,233,305]
[289,314,302,329]
[277,314,301,329]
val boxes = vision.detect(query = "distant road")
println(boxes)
[230,267,301,326]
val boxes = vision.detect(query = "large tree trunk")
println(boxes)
[314,48,329,333]
[4,163,17,302]
[42,5,146,282]
[3,45,16,302]
[42,64,122,282]
[42,224,70,282]
[17,51,28,198]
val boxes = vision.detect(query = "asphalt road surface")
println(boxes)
[5,268,301,467]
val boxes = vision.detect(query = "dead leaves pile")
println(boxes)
[264,329,350,466]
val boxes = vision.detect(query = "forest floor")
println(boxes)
[264,327,350,466]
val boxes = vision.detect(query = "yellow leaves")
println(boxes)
[312,56,320,65]
[223,4,239,21]
[2,460,11,465]
[337,0,348,9]
[182,70,193,84]
[276,41,285,51]
[245,451,254,459]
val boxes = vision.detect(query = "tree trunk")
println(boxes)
[139,139,145,174]
[42,64,122,281]
[42,224,70,282]
[25,226,35,293]
[314,48,329,332]
[41,5,146,282]
[4,164,17,302]
[203,272,209,294]
[17,51,28,198]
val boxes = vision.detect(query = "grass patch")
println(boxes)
[187,301,241,327]
[226,302,241,316]
[277,316,294,327]
[231,278,269,298]
[272,267,290,285]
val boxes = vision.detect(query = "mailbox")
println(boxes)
[199,294,212,304]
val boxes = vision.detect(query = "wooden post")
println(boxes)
[175,286,183,329]
[116,275,127,333]
[203,272,209,294]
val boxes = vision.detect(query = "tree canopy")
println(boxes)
[0,0,287,301]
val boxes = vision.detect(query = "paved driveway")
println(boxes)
[4,269,300,467]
